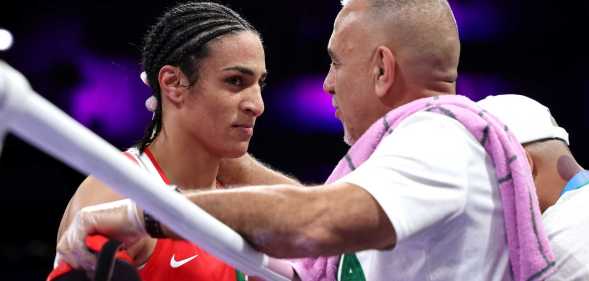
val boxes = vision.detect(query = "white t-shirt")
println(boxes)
[336,111,511,281]
[543,186,589,280]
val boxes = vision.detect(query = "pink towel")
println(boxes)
[292,95,555,281]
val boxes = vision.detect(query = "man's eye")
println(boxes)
[258,80,267,90]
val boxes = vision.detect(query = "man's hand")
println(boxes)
[56,199,148,271]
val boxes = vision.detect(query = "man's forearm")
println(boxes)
[218,154,302,186]
[159,183,395,258]
[161,185,326,257]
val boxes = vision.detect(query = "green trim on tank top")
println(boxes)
[338,253,366,281]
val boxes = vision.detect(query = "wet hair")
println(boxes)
[138,1,258,153]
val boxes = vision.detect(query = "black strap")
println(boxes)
[94,239,123,281]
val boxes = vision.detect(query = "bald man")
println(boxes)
[479,94,589,280]
[57,1,552,280]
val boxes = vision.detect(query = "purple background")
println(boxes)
[0,0,587,278]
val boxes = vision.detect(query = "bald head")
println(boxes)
[324,0,462,145]
[339,0,460,93]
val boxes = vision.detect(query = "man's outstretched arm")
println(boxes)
[57,182,396,269]
[166,182,396,258]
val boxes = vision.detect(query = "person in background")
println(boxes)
[478,94,589,280]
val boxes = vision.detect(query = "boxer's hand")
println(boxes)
[56,199,147,271]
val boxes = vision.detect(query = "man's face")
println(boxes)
[324,1,383,145]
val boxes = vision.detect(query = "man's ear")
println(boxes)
[373,46,396,99]
[158,65,189,106]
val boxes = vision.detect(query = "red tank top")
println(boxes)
[125,148,247,281]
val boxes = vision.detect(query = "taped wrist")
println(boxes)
[143,211,166,238]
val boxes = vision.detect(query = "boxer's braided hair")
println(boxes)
[138,1,258,153]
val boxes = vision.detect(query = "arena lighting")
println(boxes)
[70,57,150,139]
[0,29,14,51]
[450,2,503,42]
[275,75,341,132]
[0,28,14,156]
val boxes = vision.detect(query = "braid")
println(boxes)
[137,1,259,153]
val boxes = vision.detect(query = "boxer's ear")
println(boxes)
[158,65,190,106]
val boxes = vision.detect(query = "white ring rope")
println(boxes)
[0,61,292,281]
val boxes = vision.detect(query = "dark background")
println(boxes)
[0,0,588,279]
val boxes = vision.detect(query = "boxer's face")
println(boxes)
[180,31,266,158]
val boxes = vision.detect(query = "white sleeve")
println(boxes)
[336,112,474,242]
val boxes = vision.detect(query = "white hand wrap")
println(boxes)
[56,199,148,271]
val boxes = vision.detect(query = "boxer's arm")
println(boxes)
[218,154,301,186]
[57,177,154,266]
[57,176,125,243]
